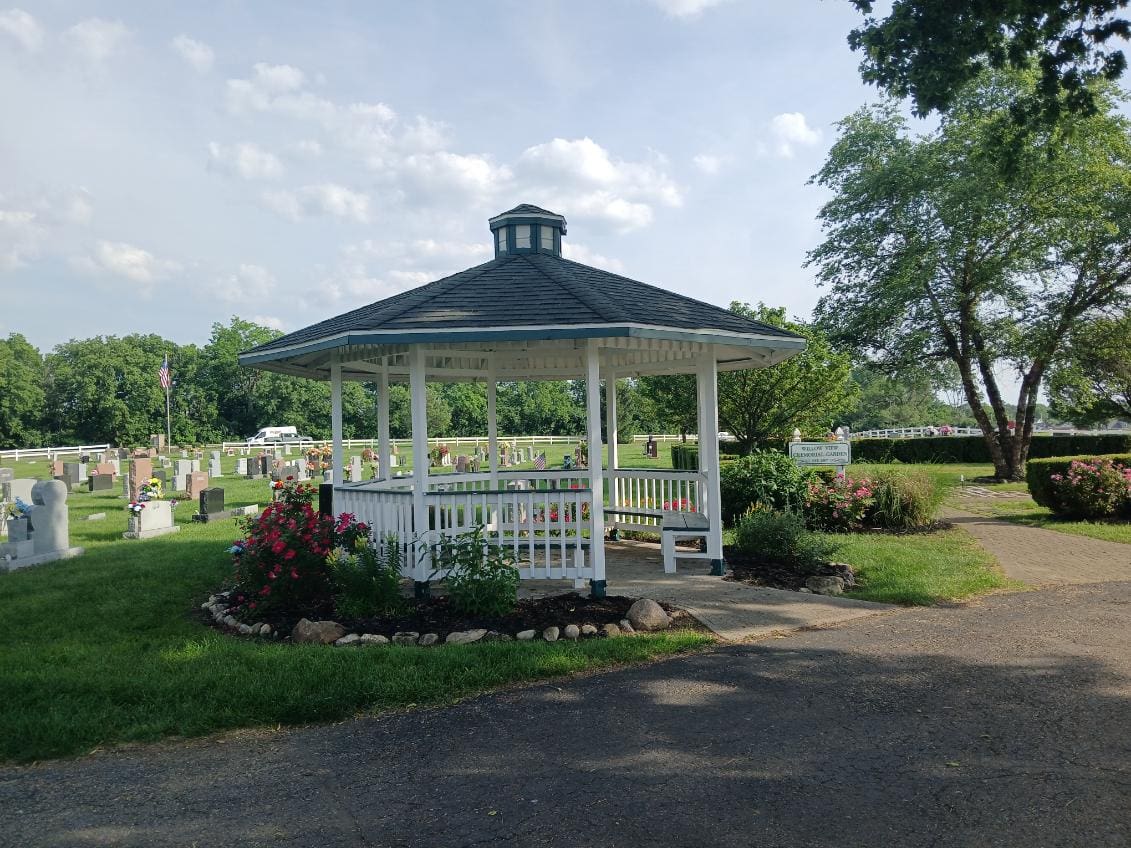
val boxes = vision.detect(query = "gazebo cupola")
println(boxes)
[489,203,566,258]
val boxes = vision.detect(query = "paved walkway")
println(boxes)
[525,541,894,641]
[945,508,1130,585]
[3,581,1128,848]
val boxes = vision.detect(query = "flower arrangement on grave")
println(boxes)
[139,477,163,501]
[126,500,146,515]
[5,498,33,521]
[361,448,375,462]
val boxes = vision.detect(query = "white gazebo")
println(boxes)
[240,205,804,597]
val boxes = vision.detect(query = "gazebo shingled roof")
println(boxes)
[239,206,804,380]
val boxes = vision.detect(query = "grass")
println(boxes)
[0,454,710,763]
[835,528,1016,606]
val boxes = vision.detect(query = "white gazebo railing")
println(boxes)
[609,468,706,530]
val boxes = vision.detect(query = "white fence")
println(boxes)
[851,427,981,439]
[219,434,694,452]
[0,443,111,462]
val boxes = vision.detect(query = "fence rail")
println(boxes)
[0,444,111,462]
[851,427,982,439]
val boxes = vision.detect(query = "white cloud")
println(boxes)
[75,240,179,284]
[401,151,512,199]
[214,263,276,302]
[650,0,732,19]
[63,18,130,63]
[0,8,43,51]
[769,112,821,158]
[293,139,323,157]
[515,137,681,231]
[263,183,370,223]
[692,153,724,175]
[0,208,44,270]
[171,34,213,73]
[208,141,284,180]
[562,242,626,274]
[250,314,286,331]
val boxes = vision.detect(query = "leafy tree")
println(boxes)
[0,334,46,449]
[201,317,282,437]
[1047,311,1131,422]
[807,72,1131,479]
[497,381,583,436]
[842,368,958,431]
[637,374,698,440]
[440,383,488,436]
[848,0,1131,129]
[387,384,452,438]
[716,303,858,451]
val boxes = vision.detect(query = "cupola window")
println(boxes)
[514,224,531,249]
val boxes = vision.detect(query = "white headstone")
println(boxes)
[209,458,222,477]
[350,455,362,482]
[123,500,179,539]
[236,458,248,475]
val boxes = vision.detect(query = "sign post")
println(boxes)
[788,441,851,477]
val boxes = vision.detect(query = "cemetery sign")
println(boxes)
[788,441,851,468]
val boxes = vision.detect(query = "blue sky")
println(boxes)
[1,0,883,351]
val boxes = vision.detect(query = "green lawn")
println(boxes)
[835,527,1017,606]
[951,495,1131,545]
[0,455,708,763]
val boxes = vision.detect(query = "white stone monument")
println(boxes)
[1,480,84,571]
[123,500,179,540]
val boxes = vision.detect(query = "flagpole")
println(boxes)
[165,354,172,452]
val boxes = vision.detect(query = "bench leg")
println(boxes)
[662,533,676,574]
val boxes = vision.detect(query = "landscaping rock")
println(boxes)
[445,629,487,645]
[563,624,580,640]
[516,629,536,641]
[601,623,620,637]
[392,631,420,645]
[627,598,670,631]
[257,624,273,637]
[542,626,560,642]
[359,633,389,646]
[292,618,346,645]
[237,623,252,635]
[798,587,813,594]
[419,633,439,646]
[482,631,512,642]
[223,615,238,628]
[581,624,598,636]
[619,619,635,634]
[335,633,360,647]
[805,575,845,596]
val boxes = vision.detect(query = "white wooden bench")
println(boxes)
[660,511,710,574]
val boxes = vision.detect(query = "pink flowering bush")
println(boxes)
[804,475,874,531]
[226,480,372,621]
[1049,459,1131,519]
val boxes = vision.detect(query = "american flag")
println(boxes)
[158,354,171,389]
[533,452,546,471]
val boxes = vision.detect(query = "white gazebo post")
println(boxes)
[377,362,391,479]
[409,345,430,595]
[697,346,725,575]
[604,371,619,538]
[585,339,607,596]
[487,363,499,489]
[330,357,344,487]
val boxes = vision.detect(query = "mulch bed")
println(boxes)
[723,546,856,592]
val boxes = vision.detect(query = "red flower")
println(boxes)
[284,549,296,560]
[271,540,285,554]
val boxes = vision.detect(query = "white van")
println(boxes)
[246,426,309,445]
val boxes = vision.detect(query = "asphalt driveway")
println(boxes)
[2,580,1129,847]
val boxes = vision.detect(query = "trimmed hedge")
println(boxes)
[1026,453,1131,511]
[852,434,1131,464]
[671,444,699,470]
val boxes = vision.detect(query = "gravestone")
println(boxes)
[245,454,268,480]
[236,458,248,475]
[5,478,35,505]
[93,462,116,478]
[208,457,222,478]
[186,471,209,500]
[388,454,399,468]
[61,462,87,491]
[50,460,64,479]
[0,468,13,486]
[122,499,179,540]
[150,434,165,451]
[0,480,84,571]
[180,450,188,458]
[284,444,293,455]
[192,487,232,523]
[190,459,201,473]
[349,455,362,482]
[173,459,192,492]
[455,455,469,473]
[88,474,114,492]
[101,450,116,464]
[129,458,152,501]
[152,468,167,487]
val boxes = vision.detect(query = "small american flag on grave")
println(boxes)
[533,452,546,471]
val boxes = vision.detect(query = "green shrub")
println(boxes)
[671,444,699,470]
[1027,454,1131,513]
[865,470,942,529]
[732,509,840,572]
[431,525,521,616]
[720,451,809,523]
[803,475,874,531]
[327,534,404,620]
[851,433,1131,464]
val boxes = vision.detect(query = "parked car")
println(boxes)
[246,426,312,445]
